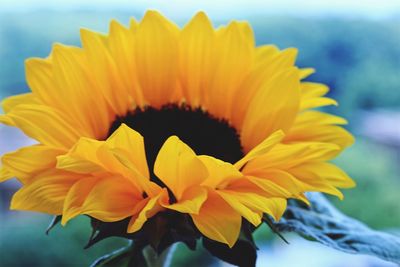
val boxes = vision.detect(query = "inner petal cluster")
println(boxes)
[108,104,244,179]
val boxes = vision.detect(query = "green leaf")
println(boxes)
[90,242,133,267]
[90,241,147,267]
[90,243,175,267]
[275,193,400,264]
[85,218,139,249]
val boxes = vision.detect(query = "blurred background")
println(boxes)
[0,0,399,266]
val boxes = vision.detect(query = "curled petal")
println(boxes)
[191,190,241,248]
[154,136,208,200]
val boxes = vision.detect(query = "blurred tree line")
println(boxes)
[251,17,400,115]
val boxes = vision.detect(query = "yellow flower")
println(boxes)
[0,11,355,247]
[55,124,286,247]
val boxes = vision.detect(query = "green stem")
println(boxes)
[143,244,177,267]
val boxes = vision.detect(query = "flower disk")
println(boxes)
[0,11,355,248]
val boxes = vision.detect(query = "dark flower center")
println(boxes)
[108,104,244,181]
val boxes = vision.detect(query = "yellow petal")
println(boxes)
[191,190,241,248]
[216,190,262,226]
[300,82,329,98]
[301,97,338,110]
[0,167,13,182]
[242,170,304,197]
[299,68,315,79]
[254,45,280,65]
[285,110,353,150]
[243,175,292,198]
[299,82,339,110]
[135,10,179,108]
[226,177,276,196]
[62,176,100,225]
[0,114,14,126]
[162,186,207,214]
[179,12,215,107]
[226,176,292,208]
[129,18,138,32]
[25,57,60,108]
[80,29,133,116]
[235,130,284,170]
[244,142,341,172]
[296,193,311,206]
[236,21,255,47]
[106,124,149,179]
[2,93,39,113]
[244,161,346,200]
[286,124,355,150]
[292,110,348,126]
[231,47,297,129]
[57,139,142,196]
[205,21,254,120]
[240,67,300,151]
[219,190,287,222]
[56,138,104,174]
[106,124,161,196]
[112,149,162,198]
[57,136,127,177]
[127,190,166,233]
[2,145,64,183]
[288,162,356,189]
[154,136,208,200]
[272,48,297,67]
[241,140,348,200]
[108,20,145,107]
[199,155,243,189]
[6,104,83,149]
[52,44,112,138]
[228,176,301,214]
[300,180,344,200]
[78,176,142,222]
[11,169,81,215]
[230,45,279,129]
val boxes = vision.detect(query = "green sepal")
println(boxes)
[202,220,257,267]
[45,215,62,235]
[263,215,289,244]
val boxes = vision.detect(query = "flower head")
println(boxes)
[0,11,354,248]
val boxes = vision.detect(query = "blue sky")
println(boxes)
[1,0,400,19]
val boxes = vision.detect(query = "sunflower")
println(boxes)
[0,11,354,248]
